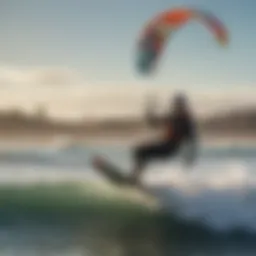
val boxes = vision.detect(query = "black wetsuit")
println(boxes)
[133,113,196,165]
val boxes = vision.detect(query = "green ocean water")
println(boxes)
[0,144,256,255]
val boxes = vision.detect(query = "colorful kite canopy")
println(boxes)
[136,7,229,75]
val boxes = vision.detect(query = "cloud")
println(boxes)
[32,68,83,86]
[0,65,255,119]
[0,66,84,87]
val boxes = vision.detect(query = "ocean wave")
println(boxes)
[1,180,256,242]
[0,144,255,250]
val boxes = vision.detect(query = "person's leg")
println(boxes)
[130,142,177,183]
[130,144,148,183]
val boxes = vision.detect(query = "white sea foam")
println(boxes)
[0,145,255,231]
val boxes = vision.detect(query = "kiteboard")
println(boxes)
[91,156,154,197]
[91,156,184,212]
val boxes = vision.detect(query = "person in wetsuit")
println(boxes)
[131,92,198,183]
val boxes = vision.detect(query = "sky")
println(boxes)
[0,0,256,119]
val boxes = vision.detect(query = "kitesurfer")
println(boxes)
[131,92,198,183]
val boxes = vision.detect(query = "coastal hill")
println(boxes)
[201,107,256,136]
[0,107,255,138]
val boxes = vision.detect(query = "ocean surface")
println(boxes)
[0,140,256,256]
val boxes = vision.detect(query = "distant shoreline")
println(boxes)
[0,105,255,146]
